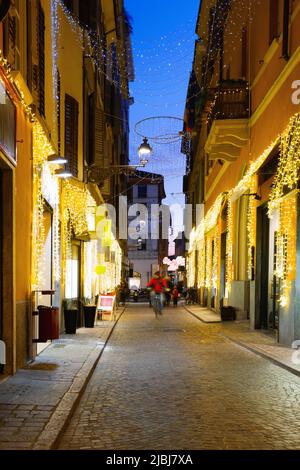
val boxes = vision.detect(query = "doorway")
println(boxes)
[65,241,81,326]
[255,204,270,329]
[220,232,226,306]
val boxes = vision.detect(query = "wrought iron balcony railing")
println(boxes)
[207,80,250,134]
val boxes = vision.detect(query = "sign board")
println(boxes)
[97,294,115,320]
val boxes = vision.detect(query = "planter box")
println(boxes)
[83,305,97,328]
[64,309,78,334]
[221,306,236,321]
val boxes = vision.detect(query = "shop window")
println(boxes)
[65,244,80,299]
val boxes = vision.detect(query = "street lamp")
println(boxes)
[85,137,153,186]
[138,137,152,165]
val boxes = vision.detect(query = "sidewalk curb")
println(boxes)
[184,306,221,324]
[225,337,300,379]
[184,305,300,379]
[33,307,126,450]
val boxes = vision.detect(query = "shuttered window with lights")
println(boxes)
[3,0,20,71]
[65,94,79,177]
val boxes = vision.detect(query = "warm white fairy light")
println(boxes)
[225,198,233,297]
[247,177,257,280]
[32,121,59,289]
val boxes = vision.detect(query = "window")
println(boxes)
[138,185,147,199]
[241,28,247,78]
[3,0,20,71]
[79,0,98,29]
[65,94,79,177]
[63,0,73,14]
[269,0,280,44]
[87,93,95,166]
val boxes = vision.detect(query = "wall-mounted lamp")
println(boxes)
[47,154,67,164]
[55,168,72,178]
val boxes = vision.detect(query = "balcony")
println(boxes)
[205,80,249,163]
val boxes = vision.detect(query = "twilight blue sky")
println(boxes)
[125,0,200,209]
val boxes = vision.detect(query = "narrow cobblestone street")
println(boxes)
[58,304,300,450]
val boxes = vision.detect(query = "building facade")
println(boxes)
[184,0,300,345]
[128,171,167,287]
[0,0,132,375]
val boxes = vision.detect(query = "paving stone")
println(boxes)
[58,304,300,450]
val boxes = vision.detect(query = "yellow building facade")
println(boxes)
[0,0,127,374]
[185,0,300,345]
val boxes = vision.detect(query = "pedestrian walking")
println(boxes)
[164,275,172,306]
[172,286,179,308]
[147,271,167,318]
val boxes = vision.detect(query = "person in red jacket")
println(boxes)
[147,271,167,317]
[172,286,179,308]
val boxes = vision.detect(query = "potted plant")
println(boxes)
[82,297,97,328]
[63,298,78,334]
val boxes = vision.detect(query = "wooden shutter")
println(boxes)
[38,0,45,117]
[65,94,79,177]
[269,0,279,44]
[94,107,105,169]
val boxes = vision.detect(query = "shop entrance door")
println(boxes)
[65,242,81,325]
[256,205,270,329]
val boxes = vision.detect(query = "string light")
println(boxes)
[0,50,35,122]
[269,113,300,216]
[32,121,58,290]
[247,177,257,280]
[62,180,96,269]
[274,196,297,307]
[225,198,233,297]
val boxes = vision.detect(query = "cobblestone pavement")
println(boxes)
[0,322,116,450]
[58,304,300,450]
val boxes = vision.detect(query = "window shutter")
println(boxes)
[94,107,105,168]
[269,0,279,44]
[65,94,79,177]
